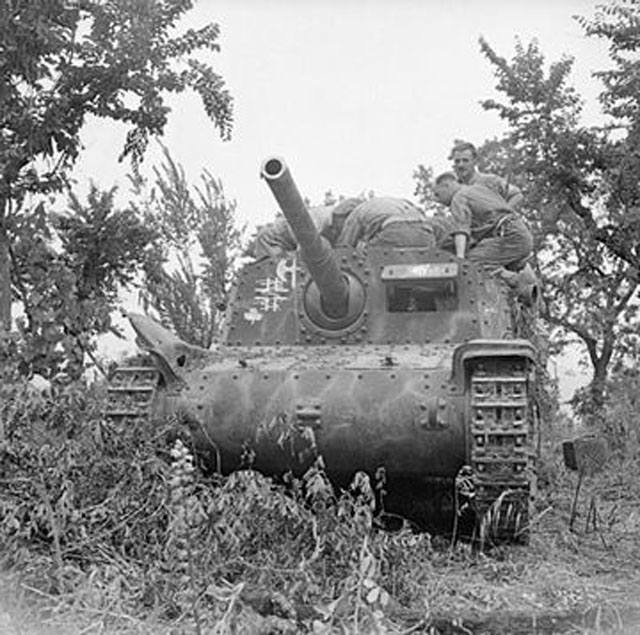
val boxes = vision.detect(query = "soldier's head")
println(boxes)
[449,141,478,184]
[433,172,461,206]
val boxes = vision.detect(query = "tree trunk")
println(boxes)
[589,365,607,412]
[0,196,11,331]
[588,338,614,421]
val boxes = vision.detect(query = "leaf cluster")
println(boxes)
[0,377,172,582]
[54,186,157,300]
[1,0,233,197]
[7,185,157,379]
[0,0,235,361]
[576,0,640,127]
[136,146,243,348]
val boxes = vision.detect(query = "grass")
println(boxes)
[1,380,640,634]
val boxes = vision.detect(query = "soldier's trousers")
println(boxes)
[468,217,533,270]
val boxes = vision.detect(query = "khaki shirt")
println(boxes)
[450,184,514,241]
[468,171,522,208]
[337,198,425,247]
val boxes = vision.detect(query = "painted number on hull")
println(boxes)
[244,257,298,322]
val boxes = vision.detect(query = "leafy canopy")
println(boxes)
[0,0,234,334]
[0,0,233,192]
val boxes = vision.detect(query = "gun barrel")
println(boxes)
[261,157,348,319]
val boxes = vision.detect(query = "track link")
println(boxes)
[105,363,160,421]
[468,358,536,543]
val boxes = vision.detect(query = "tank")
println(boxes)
[107,157,540,541]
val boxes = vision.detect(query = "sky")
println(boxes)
[75,0,610,400]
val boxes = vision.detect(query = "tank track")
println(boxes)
[468,358,537,544]
[105,362,160,422]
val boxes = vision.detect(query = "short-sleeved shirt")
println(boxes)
[337,197,425,247]
[468,171,522,207]
[450,184,514,242]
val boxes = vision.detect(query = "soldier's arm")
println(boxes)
[450,193,472,258]
[454,233,467,258]
[504,182,524,211]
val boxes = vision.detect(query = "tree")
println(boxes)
[136,146,242,348]
[412,165,434,208]
[412,15,640,413]
[9,185,157,378]
[0,0,233,331]
[474,33,639,412]
[574,0,640,269]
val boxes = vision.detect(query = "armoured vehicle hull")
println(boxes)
[108,158,539,540]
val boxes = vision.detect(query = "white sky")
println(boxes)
[77,0,606,399]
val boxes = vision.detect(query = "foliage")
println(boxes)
[136,146,242,348]
[476,34,640,413]
[412,164,438,211]
[1,377,640,633]
[412,27,639,420]
[573,0,640,270]
[0,375,173,588]
[591,365,640,452]
[578,1,640,131]
[0,0,233,329]
[8,185,156,379]
[414,7,640,416]
[55,187,157,301]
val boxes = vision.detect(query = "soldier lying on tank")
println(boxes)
[433,172,533,270]
[253,197,362,259]
[336,197,436,249]
[450,140,524,212]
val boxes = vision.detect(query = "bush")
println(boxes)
[601,370,640,454]
[570,370,640,455]
[0,377,401,632]
[0,377,172,595]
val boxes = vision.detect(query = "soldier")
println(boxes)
[433,172,533,270]
[337,197,436,248]
[253,197,362,259]
[450,141,524,212]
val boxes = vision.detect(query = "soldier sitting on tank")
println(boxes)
[450,140,524,212]
[433,172,533,270]
[253,197,362,260]
[336,197,436,249]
